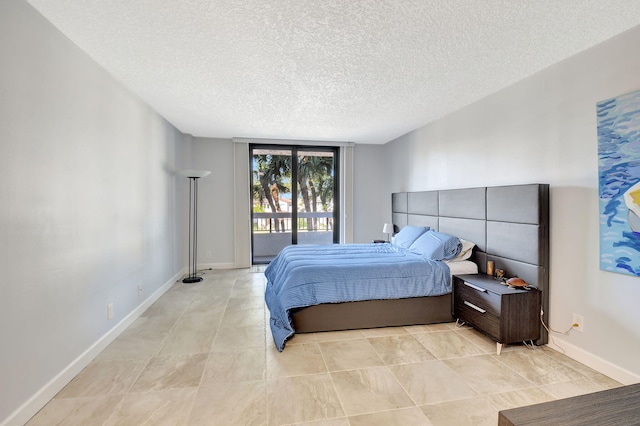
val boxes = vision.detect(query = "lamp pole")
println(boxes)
[178,170,211,283]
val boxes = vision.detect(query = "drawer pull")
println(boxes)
[464,300,486,313]
[464,281,488,292]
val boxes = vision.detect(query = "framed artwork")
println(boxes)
[598,88,640,276]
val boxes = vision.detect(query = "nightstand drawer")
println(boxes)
[454,298,501,338]
[455,280,501,316]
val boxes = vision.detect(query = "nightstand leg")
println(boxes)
[496,342,503,355]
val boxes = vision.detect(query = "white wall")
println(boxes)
[187,137,236,268]
[352,144,390,243]
[0,1,186,424]
[383,26,640,382]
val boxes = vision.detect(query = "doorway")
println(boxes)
[250,144,339,263]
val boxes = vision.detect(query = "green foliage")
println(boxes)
[252,150,335,215]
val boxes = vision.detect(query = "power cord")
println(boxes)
[522,340,535,350]
[539,309,577,354]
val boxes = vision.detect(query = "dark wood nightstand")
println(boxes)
[453,274,541,355]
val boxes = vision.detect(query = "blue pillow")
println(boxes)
[409,230,462,261]
[392,226,429,248]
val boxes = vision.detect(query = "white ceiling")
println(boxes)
[26,0,640,144]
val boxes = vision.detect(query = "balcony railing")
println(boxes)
[252,211,334,263]
[252,211,333,233]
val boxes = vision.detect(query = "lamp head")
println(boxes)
[178,170,211,179]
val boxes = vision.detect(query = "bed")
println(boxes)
[265,184,549,351]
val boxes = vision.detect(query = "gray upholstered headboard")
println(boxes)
[392,184,549,344]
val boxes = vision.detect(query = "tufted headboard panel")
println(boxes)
[392,183,549,344]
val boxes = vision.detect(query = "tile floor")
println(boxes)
[27,269,621,425]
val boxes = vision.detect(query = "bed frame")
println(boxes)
[291,183,550,345]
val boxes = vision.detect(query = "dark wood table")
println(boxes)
[498,383,640,425]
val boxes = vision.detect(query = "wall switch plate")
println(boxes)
[572,313,584,332]
[107,303,114,320]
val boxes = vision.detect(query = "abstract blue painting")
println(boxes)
[598,89,640,276]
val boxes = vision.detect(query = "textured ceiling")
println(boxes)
[25,0,640,144]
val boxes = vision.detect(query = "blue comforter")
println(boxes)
[264,243,451,351]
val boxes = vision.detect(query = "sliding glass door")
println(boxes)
[251,145,339,263]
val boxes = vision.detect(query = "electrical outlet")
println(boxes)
[572,313,584,332]
[107,303,114,320]
[138,284,143,296]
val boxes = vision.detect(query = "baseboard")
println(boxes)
[1,270,183,426]
[548,337,640,385]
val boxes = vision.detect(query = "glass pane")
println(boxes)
[296,150,335,245]
[252,148,292,263]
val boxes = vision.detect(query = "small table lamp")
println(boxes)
[382,223,393,242]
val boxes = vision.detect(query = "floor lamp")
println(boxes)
[178,170,211,283]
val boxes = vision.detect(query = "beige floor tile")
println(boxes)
[231,281,267,298]
[143,290,194,316]
[358,326,409,338]
[197,281,234,298]
[96,327,166,361]
[26,395,123,426]
[389,361,477,405]
[56,359,147,398]
[220,306,266,328]
[319,339,384,371]
[348,407,433,425]
[404,323,456,334]
[201,347,265,385]
[234,272,267,287]
[540,347,623,387]
[285,331,319,345]
[313,329,364,342]
[212,324,266,350]
[104,387,197,426]
[129,353,207,392]
[492,348,584,386]
[184,297,227,315]
[414,330,483,359]
[330,367,414,416]
[539,376,623,400]
[444,355,532,395]
[454,328,500,354]
[368,334,436,365]
[485,387,554,411]
[157,310,221,356]
[290,419,350,426]
[193,286,230,301]
[164,283,203,300]
[189,381,266,425]
[226,295,266,312]
[266,343,328,378]
[420,397,499,426]
[130,312,181,336]
[267,374,344,425]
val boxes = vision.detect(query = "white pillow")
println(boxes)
[448,238,475,262]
